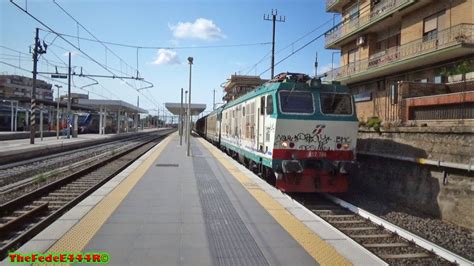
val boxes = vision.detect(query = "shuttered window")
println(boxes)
[423,11,445,41]
[423,15,437,34]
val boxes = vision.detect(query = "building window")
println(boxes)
[434,75,442,84]
[423,11,445,41]
[345,3,359,21]
[377,80,385,91]
[348,48,358,64]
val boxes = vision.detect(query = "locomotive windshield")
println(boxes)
[320,93,353,115]
[279,91,314,114]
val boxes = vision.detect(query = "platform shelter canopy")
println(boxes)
[165,103,206,116]
[77,99,148,114]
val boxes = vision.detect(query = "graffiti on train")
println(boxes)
[275,124,351,151]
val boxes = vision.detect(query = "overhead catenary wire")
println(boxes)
[50,1,161,107]
[244,3,379,78]
[239,17,333,76]
[0,44,124,102]
[9,0,155,102]
[0,60,113,100]
[259,32,326,76]
[38,28,271,50]
[52,0,140,78]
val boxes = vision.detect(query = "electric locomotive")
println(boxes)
[196,72,358,193]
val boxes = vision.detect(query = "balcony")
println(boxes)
[325,24,474,84]
[325,0,416,48]
[326,0,352,12]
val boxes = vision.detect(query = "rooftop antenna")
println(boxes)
[314,52,318,77]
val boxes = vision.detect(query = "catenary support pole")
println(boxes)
[186,57,193,156]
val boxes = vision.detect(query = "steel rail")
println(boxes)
[0,138,144,194]
[323,193,474,266]
[0,130,174,259]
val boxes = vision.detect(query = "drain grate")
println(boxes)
[155,163,179,167]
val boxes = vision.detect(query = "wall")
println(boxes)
[353,127,474,229]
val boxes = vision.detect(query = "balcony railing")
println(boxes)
[325,0,413,47]
[326,24,474,81]
[326,0,339,10]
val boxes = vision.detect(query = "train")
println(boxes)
[195,72,358,193]
[78,113,118,134]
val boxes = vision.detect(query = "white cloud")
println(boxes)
[151,49,180,65]
[318,63,335,74]
[169,18,225,40]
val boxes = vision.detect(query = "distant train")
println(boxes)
[0,104,48,132]
[78,113,117,134]
[196,72,358,193]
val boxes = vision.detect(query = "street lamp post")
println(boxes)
[187,57,193,156]
[180,88,183,146]
[184,90,188,144]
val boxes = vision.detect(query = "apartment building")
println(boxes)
[324,0,473,124]
[0,75,53,101]
[222,75,266,102]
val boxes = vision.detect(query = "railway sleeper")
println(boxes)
[379,253,431,259]
[62,185,94,190]
[48,192,81,197]
[340,226,378,231]
[308,204,340,209]
[350,234,392,239]
[331,220,366,224]
[71,181,101,185]
[34,200,67,206]
[0,203,48,237]
[77,178,103,182]
[363,243,410,248]
[40,196,76,202]
[320,214,355,218]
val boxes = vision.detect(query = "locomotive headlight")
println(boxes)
[342,143,350,150]
[282,141,288,148]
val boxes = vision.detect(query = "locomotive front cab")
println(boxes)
[272,80,358,193]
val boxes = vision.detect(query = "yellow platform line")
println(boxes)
[45,133,174,255]
[198,138,352,266]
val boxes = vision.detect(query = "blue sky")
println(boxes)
[1,0,339,117]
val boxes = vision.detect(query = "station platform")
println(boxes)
[0,128,168,164]
[4,133,384,265]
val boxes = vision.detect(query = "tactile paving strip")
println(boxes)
[192,145,269,266]
[198,138,352,266]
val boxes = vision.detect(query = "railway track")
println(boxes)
[0,133,151,191]
[0,129,174,259]
[291,193,473,265]
[198,134,472,265]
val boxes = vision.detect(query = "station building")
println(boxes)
[0,74,146,134]
[324,0,474,125]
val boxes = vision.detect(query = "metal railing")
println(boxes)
[326,0,339,10]
[325,0,413,46]
[326,24,474,80]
